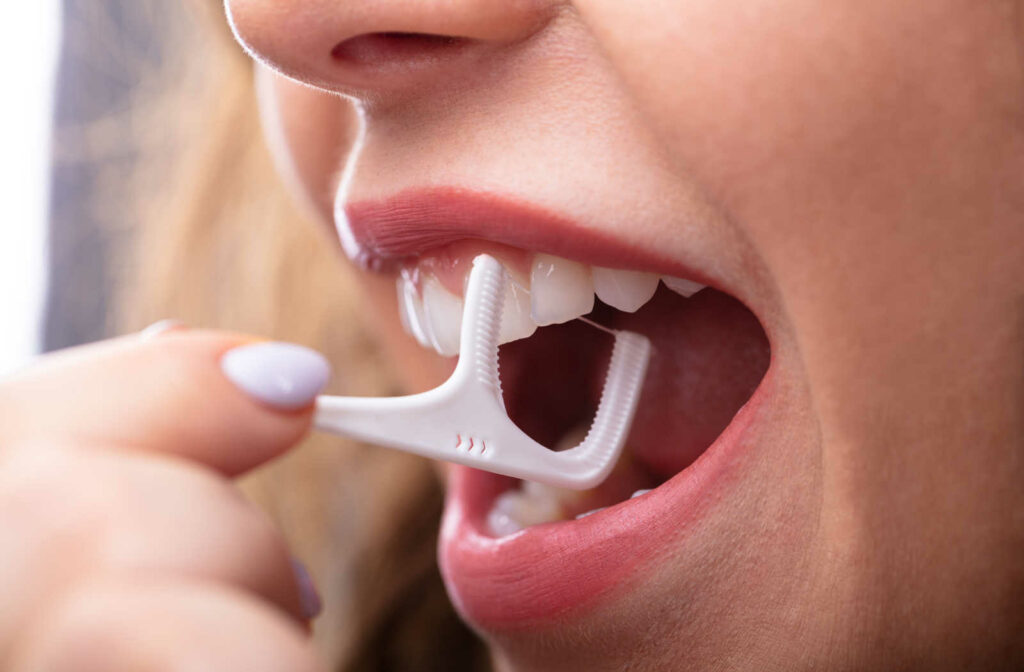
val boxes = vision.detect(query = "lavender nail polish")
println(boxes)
[291,558,323,620]
[138,318,185,340]
[221,342,330,410]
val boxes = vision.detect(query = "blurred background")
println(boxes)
[2,2,194,372]
[0,2,60,374]
[0,5,486,669]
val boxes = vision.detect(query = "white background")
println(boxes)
[0,2,61,375]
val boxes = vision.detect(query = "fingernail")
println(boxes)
[221,342,330,410]
[291,558,323,620]
[139,319,185,340]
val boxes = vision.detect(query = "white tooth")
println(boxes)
[498,280,538,345]
[522,473,585,512]
[529,254,595,326]
[421,275,464,356]
[486,483,566,537]
[630,489,652,499]
[488,512,523,538]
[522,479,557,499]
[591,266,660,312]
[575,507,606,520]
[396,275,416,335]
[662,276,705,298]
[487,492,525,537]
[396,279,414,334]
[522,479,578,505]
[396,273,433,349]
[513,486,563,526]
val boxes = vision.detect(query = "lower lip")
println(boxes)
[438,359,779,630]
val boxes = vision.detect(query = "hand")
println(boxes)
[0,328,330,671]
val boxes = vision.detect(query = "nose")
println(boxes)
[226,0,560,96]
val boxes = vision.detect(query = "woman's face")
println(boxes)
[227,1,1024,669]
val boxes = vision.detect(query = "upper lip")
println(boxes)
[338,186,715,288]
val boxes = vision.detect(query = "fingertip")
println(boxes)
[138,319,187,341]
[156,333,327,474]
[0,330,333,476]
[289,558,323,621]
[220,342,331,411]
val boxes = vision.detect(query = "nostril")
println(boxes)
[330,32,470,67]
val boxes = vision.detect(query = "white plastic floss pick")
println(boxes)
[314,254,651,490]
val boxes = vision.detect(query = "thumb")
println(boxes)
[0,329,331,476]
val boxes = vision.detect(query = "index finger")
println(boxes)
[0,330,331,476]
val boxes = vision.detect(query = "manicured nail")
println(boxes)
[291,558,323,620]
[221,342,330,410]
[139,319,185,340]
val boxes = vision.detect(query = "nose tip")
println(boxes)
[226,0,558,95]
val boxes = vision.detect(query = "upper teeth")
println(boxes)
[397,254,704,355]
[530,254,595,326]
[396,269,432,348]
[591,266,660,312]
[661,276,705,298]
[421,274,463,357]
[500,280,538,344]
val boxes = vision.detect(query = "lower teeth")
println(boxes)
[486,480,573,537]
[484,427,659,537]
[486,428,589,536]
[485,480,657,537]
[575,507,605,520]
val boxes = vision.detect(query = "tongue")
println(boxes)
[499,286,770,481]
[607,287,770,476]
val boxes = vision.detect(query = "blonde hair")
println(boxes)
[102,2,486,669]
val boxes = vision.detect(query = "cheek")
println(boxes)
[572,0,1022,445]
[573,0,939,189]
[257,66,361,224]
[572,0,1015,342]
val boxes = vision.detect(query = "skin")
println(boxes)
[0,330,324,670]
[3,1,1020,670]
[227,0,1024,669]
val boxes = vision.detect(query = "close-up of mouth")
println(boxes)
[8,2,1019,670]
[340,187,773,628]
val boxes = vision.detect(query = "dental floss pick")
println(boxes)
[575,315,618,336]
[505,276,617,337]
[314,254,651,490]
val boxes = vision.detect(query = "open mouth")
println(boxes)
[393,240,769,531]
[342,188,772,627]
